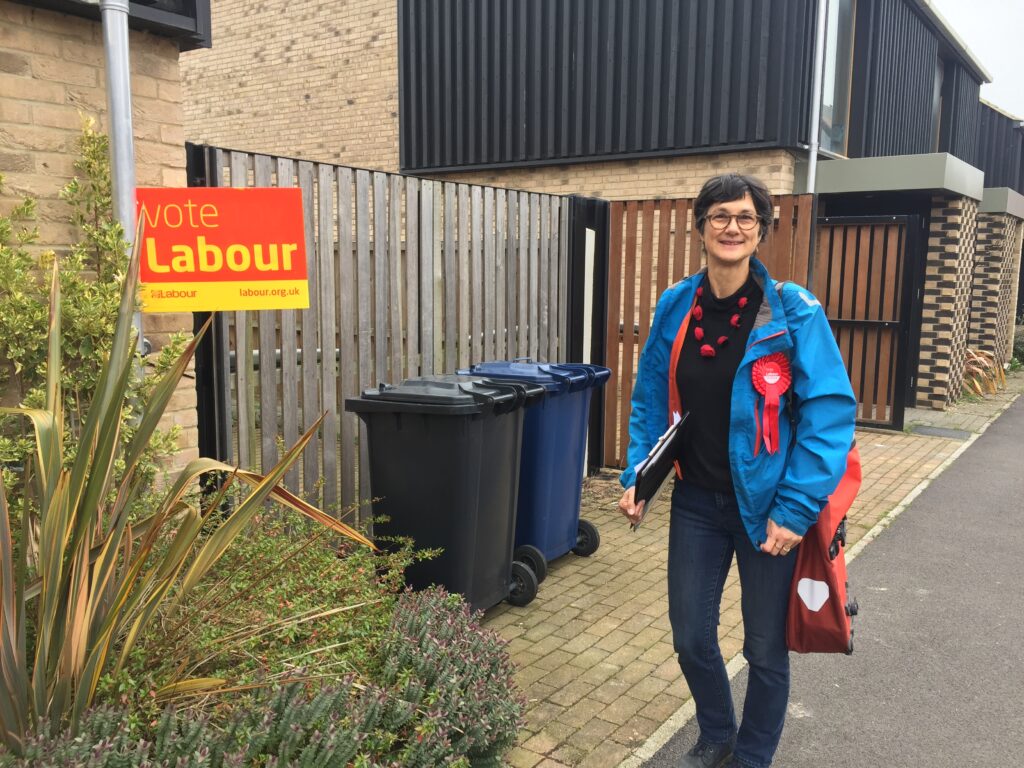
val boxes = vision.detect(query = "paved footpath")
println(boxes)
[643,395,1024,768]
[483,375,1022,768]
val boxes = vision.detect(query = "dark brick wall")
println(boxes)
[916,195,977,409]
[970,213,1023,365]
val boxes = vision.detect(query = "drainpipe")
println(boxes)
[807,0,829,195]
[805,0,829,289]
[99,0,143,353]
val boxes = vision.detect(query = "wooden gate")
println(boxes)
[814,216,919,430]
[188,145,571,521]
[602,195,815,468]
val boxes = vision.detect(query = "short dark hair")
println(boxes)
[694,173,773,242]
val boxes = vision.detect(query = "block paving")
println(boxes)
[484,373,1023,768]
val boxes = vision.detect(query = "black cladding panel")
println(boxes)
[399,0,817,172]
[849,0,939,158]
[977,104,1024,193]
[939,63,981,168]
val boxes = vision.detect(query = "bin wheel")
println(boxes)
[508,560,539,607]
[572,519,600,557]
[514,544,548,584]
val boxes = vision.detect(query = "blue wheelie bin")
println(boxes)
[457,361,611,583]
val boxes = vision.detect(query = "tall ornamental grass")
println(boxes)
[0,231,373,754]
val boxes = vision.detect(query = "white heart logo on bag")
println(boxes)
[797,578,830,612]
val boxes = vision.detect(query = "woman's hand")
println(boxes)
[761,519,802,556]
[618,487,646,526]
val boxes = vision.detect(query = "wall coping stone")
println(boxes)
[979,187,1024,219]
[807,152,984,200]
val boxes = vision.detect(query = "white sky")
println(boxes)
[927,0,1024,119]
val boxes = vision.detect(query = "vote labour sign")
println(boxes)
[136,187,310,313]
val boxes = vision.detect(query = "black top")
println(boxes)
[675,274,764,492]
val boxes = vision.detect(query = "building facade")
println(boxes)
[179,0,1023,414]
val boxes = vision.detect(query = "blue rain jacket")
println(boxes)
[619,258,857,549]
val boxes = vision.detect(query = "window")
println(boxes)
[820,0,856,155]
[931,58,947,152]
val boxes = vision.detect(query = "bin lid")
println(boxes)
[461,361,610,392]
[547,363,612,389]
[344,376,535,415]
[428,374,546,406]
[457,361,574,393]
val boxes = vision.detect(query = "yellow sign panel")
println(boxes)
[139,280,310,313]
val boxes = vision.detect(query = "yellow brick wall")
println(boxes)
[432,150,798,199]
[0,1,197,472]
[181,0,400,171]
[1,2,188,246]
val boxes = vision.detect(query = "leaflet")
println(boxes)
[630,411,688,530]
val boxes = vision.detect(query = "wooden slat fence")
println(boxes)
[814,218,911,428]
[206,149,571,520]
[603,194,814,468]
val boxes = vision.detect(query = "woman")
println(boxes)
[618,173,856,768]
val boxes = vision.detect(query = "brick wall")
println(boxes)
[916,195,977,409]
[0,1,197,473]
[181,0,399,171]
[1,2,187,249]
[1009,225,1024,359]
[997,218,1022,363]
[432,150,798,199]
[970,213,1024,368]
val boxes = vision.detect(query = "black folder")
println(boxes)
[631,412,689,530]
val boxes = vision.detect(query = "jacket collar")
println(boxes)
[745,257,792,362]
[683,257,792,361]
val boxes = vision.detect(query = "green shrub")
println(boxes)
[378,588,524,764]
[118,512,422,704]
[2,588,524,767]
[4,683,405,768]
[0,121,178,496]
[1012,326,1024,366]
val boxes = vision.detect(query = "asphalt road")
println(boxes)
[644,397,1024,768]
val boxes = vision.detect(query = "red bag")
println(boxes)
[786,444,862,654]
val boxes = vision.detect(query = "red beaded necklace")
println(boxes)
[692,285,750,359]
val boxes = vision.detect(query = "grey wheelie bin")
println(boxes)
[344,376,543,612]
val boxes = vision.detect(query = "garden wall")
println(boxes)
[0,0,198,473]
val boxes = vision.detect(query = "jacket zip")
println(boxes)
[746,329,786,352]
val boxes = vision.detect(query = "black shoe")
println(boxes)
[680,738,735,768]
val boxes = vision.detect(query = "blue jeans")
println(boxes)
[667,480,797,768]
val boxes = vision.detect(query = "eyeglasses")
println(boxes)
[704,212,760,231]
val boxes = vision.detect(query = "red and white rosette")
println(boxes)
[752,352,792,454]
